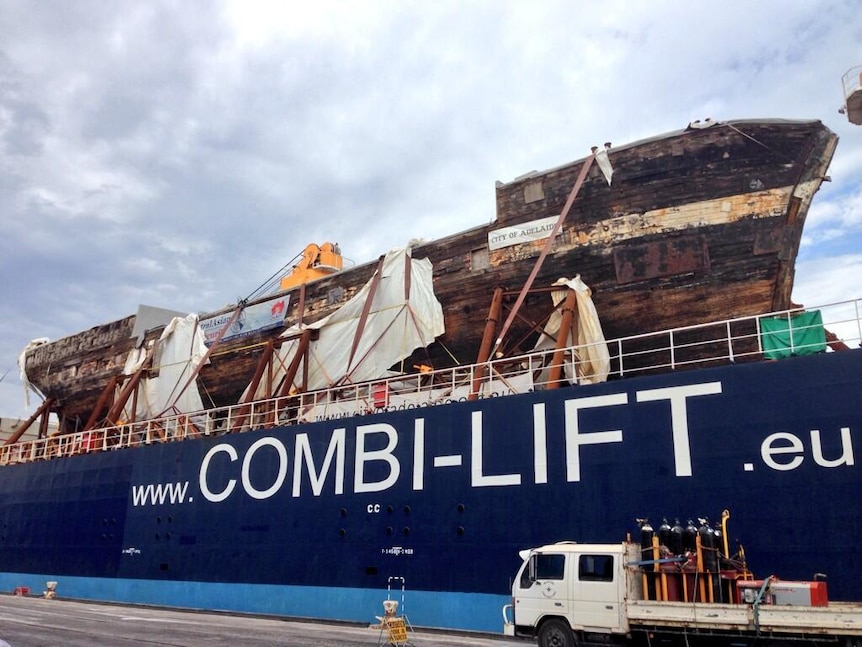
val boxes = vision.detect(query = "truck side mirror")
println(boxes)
[518,554,538,590]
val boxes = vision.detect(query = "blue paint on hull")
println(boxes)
[0,571,508,631]
[1,349,860,631]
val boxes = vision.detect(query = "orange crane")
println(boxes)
[279,242,344,290]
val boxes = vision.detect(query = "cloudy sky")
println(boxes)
[1,0,861,419]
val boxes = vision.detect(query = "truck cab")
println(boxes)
[505,542,634,646]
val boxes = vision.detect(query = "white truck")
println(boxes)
[503,540,862,647]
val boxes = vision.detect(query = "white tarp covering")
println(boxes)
[246,247,444,399]
[533,275,610,384]
[121,313,208,420]
[595,146,614,185]
[18,338,50,409]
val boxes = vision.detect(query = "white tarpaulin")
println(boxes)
[246,247,444,399]
[121,313,208,420]
[18,337,50,409]
[533,275,610,384]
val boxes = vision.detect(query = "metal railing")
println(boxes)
[2,298,859,467]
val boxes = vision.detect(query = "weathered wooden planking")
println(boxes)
[23,120,838,429]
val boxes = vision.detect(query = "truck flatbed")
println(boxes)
[627,600,862,636]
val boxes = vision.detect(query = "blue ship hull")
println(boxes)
[1,349,860,632]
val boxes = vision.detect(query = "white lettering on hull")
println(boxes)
[242,437,288,499]
[199,444,238,502]
[471,411,520,487]
[757,427,855,472]
[354,423,400,493]
[293,428,345,496]
[636,382,724,477]
[564,393,627,482]
[127,379,856,507]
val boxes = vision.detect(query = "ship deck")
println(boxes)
[3,297,860,467]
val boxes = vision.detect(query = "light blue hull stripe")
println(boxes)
[0,572,507,632]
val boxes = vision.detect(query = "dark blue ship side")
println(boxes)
[1,347,859,632]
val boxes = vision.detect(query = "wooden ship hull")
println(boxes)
[23,118,838,431]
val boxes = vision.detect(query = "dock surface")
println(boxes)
[0,594,523,646]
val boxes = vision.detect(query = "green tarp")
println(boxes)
[759,310,827,359]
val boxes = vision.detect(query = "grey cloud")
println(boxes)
[1,0,861,418]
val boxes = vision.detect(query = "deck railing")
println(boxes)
[2,298,860,466]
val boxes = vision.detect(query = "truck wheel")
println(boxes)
[538,618,575,647]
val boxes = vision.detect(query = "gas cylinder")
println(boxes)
[670,519,684,556]
[683,519,698,553]
[639,519,654,557]
[699,518,718,571]
[658,518,671,550]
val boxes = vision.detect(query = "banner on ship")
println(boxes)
[200,295,290,345]
[488,216,560,251]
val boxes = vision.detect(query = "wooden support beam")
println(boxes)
[347,255,386,371]
[469,287,505,401]
[547,288,579,388]
[266,346,274,400]
[100,370,146,429]
[229,340,276,433]
[256,328,314,428]
[96,346,156,430]
[38,408,52,440]
[3,397,55,445]
[506,297,560,356]
[278,329,313,398]
[83,374,124,431]
[492,151,596,356]
[130,377,140,424]
[825,328,852,351]
[240,340,277,405]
